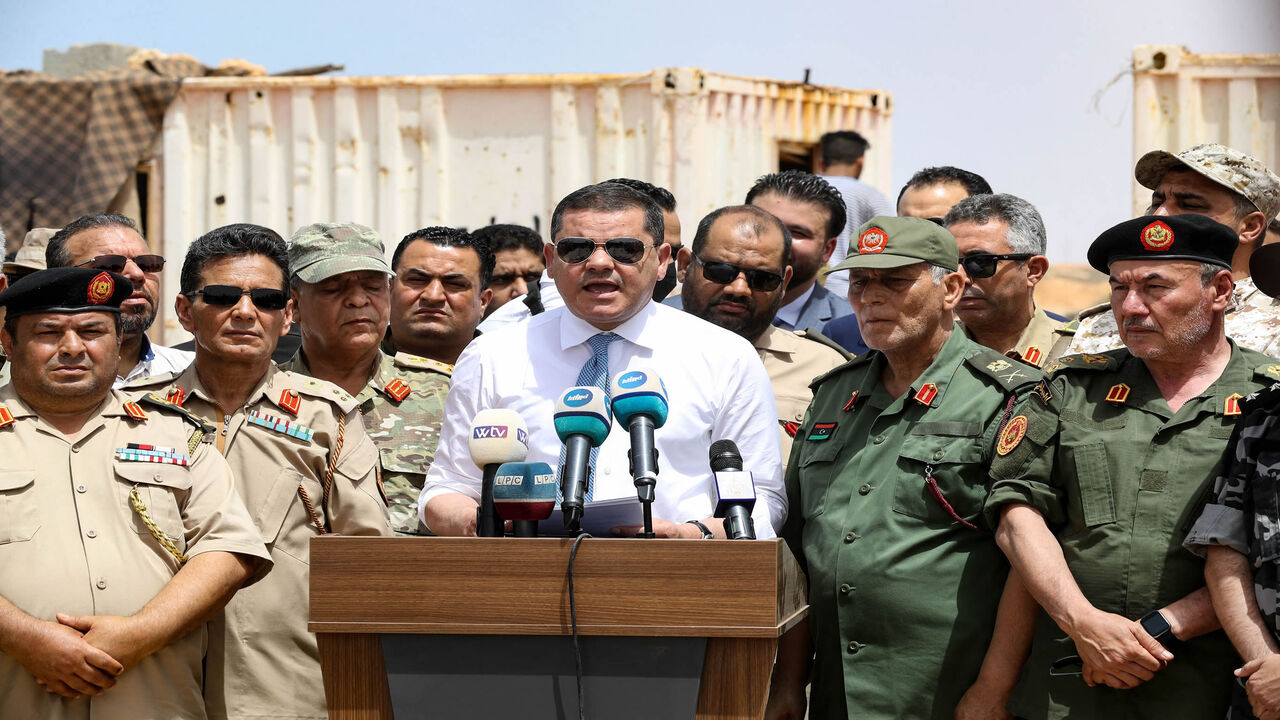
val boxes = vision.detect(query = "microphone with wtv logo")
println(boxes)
[553,386,612,534]
[709,439,757,540]
[493,461,557,538]
[610,368,669,538]
[468,408,529,537]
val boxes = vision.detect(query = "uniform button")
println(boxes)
[72,446,81,453]
[86,530,97,538]
[872,435,885,444]
[96,580,107,590]
[843,532,859,544]
[603,467,612,476]
[847,641,862,654]
[933,450,945,461]
[839,583,853,594]
[153,473,163,483]
[858,484,873,495]
[76,484,87,493]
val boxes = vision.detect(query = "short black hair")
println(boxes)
[744,170,847,239]
[602,178,677,212]
[47,213,140,268]
[471,224,544,257]
[896,166,993,207]
[550,183,665,245]
[819,131,870,165]
[692,205,792,269]
[180,224,289,295]
[392,226,495,288]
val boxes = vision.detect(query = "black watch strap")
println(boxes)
[1140,610,1173,642]
[686,520,714,539]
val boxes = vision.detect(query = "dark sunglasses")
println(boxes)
[555,237,651,265]
[960,253,1034,279]
[187,285,289,310]
[76,254,165,273]
[695,256,784,292]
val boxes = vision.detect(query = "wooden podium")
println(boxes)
[310,536,807,720]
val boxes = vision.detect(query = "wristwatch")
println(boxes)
[685,520,714,539]
[1139,610,1173,643]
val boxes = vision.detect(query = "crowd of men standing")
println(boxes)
[1,130,1280,720]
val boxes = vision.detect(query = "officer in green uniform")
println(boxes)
[280,222,452,535]
[985,214,1280,720]
[770,216,1042,720]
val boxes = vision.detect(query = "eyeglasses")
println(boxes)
[187,285,289,310]
[76,254,165,273]
[694,256,785,292]
[555,237,651,265]
[489,270,543,287]
[959,253,1034,279]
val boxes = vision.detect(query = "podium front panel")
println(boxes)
[382,634,705,719]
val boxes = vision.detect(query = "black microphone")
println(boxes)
[709,439,757,540]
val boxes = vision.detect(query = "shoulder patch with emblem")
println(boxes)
[996,415,1028,456]
[808,422,838,441]
[393,352,454,377]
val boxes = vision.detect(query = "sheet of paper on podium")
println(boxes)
[536,495,645,536]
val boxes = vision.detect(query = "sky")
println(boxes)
[3,0,1279,263]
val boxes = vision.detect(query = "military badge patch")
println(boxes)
[1105,383,1130,404]
[278,389,302,415]
[987,359,1013,373]
[842,390,861,412]
[996,415,1028,456]
[166,387,186,407]
[858,227,887,254]
[914,383,938,406]
[385,379,411,402]
[808,422,838,441]
[1032,379,1053,406]
[123,402,148,421]
[86,271,114,304]
[1022,346,1043,366]
[1082,354,1109,365]
[1140,220,1174,251]
[1225,393,1243,416]
[0,406,12,428]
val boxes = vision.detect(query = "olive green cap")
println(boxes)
[288,222,392,284]
[825,216,958,273]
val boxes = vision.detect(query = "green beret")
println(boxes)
[1087,214,1237,273]
[0,267,133,319]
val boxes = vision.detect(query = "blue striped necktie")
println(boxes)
[558,332,620,502]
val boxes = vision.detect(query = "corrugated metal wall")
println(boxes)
[1132,45,1280,216]
[156,68,891,342]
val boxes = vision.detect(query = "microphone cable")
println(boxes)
[567,532,593,720]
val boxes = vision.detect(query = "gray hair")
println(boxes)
[929,265,948,285]
[943,193,1047,256]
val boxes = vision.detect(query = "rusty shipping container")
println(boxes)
[1131,45,1280,217]
[153,68,892,343]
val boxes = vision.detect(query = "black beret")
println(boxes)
[0,267,133,319]
[1087,214,1237,273]
[1252,242,1280,299]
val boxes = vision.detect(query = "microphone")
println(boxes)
[553,386,613,534]
[709,440,757,540]
[468,409,530,537]
[610,368,669,538]
[492,462,557,538]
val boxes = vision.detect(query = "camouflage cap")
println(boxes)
[1135,143,1280,223]
[1251,242,1280,299]
[826,216,958,273]
[3,228,57,275]
[288,222,392,283]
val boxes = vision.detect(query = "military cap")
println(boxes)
[0,267,132,318]
[1087,214,1237,273]
[1135,143,1280,223]
[826,216,958,273]
[288,222,392,284]
[1251,242,1280,299]
[3,228,56,276]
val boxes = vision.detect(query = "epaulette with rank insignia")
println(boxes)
[1242,381,1280,413]
[286,373,359,414]
[393,352,453,377]
[1257,363,1280,383]
[137,393,216,434]
[966,347,1043,391]
[796,329,853,360]
[1042,351,1120,375]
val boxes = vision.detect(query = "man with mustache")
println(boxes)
[45,214,193,386]
[944,193,1071,368]
[985,214,1280,719]
[280,222,452,536]
[667,204,848,464]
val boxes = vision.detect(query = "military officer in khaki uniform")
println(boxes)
[130,224,391,720]
[943,192,1071,368]
[0,267,269,720]
[768,217,1041,720]
[280,222,451,535]
[985,214,1280,719]
[666,204,849,464]
[1067,143,1280,357]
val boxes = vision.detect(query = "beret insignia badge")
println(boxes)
[1140,220,1174,251]
[87,272,114,304]
[858,227,887,254]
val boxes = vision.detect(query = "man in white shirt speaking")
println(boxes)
[420,182,785,538]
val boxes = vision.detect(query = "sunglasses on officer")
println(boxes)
[959,253,1034,279]
[76,254,166,274]
[186,285,289,310]
[694,256,785,292]
[555,237,653,265]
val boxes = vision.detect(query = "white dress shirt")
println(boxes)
[420,300,786,537]
[476,270,564,333]
[115,335,194,387]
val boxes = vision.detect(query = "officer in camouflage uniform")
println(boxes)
[770,216,1041,720]
[1067,143,1280,357]
[280,222,451,535]
[1186,241,1280,720]
[986,214,1280,720]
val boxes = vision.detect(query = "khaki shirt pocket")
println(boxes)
[254,467,309,558]
[0,470,38,544]
[114,462,192,552]
[1066,443,1117,528]
[893,432,986,525]
[795,440,842,520]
